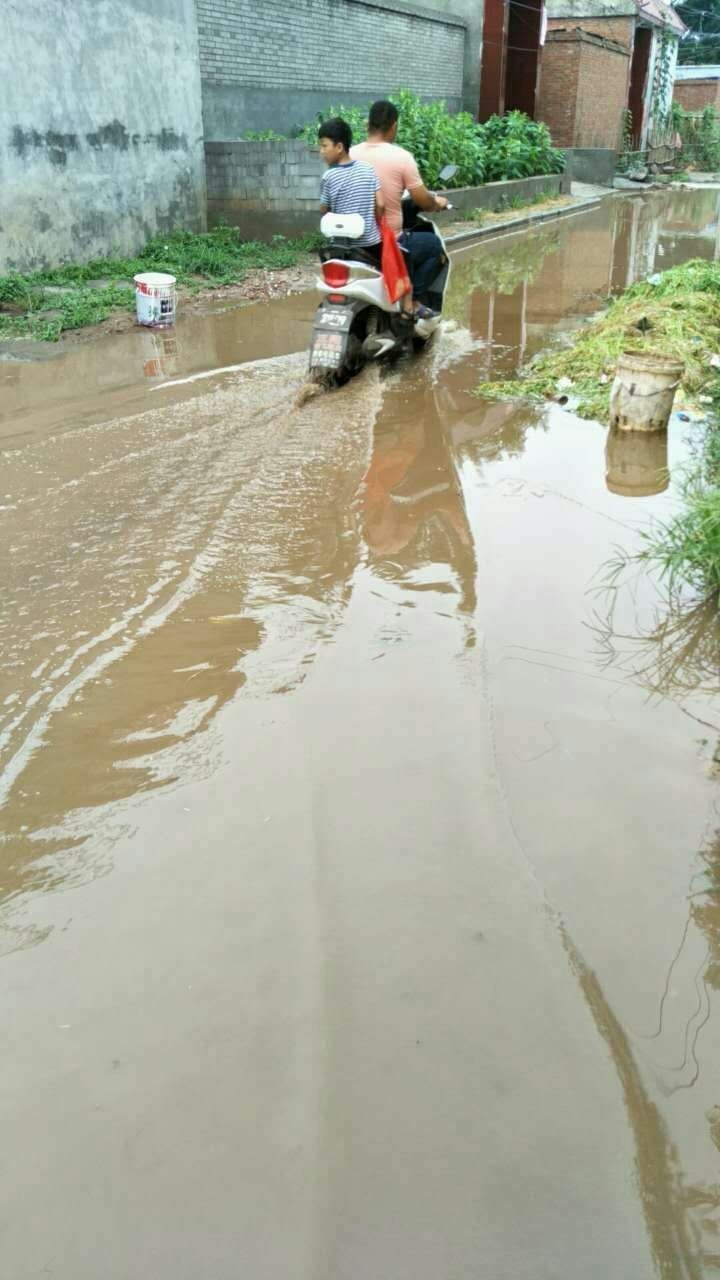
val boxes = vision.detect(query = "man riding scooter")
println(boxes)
[351,99,449,320]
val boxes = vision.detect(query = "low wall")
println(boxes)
[563,147,617,185]
[206,140,324,240]
[206,141,570,239]
[434,173,571,216]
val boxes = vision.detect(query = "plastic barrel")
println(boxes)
[134,272,176,328]
[609,352,684,432]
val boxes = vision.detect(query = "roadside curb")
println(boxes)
[443,195,606,249]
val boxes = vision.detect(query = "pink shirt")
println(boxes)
[350,141,422,236]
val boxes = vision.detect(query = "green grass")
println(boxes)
[457,189,560,224]
[638,418,720,596]
[0,226,322,341]
[477,259,720,421]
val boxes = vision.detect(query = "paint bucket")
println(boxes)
[605,425,669,497]
[609,352,684,432]
[134,272,176,328]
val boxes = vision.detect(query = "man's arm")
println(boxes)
[374,187,385,220]
[406,182,448,213]
[401,153,448,212]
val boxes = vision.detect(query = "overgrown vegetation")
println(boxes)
[0,226,321,340]
[478,259,720,420]
[639,416,720,596]
[671,102,720,170]
[295,90,564,188]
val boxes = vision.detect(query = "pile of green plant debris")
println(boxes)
[478,259,720,421]
[0,226,321,341]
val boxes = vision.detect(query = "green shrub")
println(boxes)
[295,91,564,187]
[671,102,720,169]
[481,111,564,181]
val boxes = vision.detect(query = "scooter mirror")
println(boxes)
[439,164,458,183]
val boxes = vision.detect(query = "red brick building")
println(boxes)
[535,0,685,161]
[674,65,720,112]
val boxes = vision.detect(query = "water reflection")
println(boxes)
[462,188,720,383]
[605,426,670,497]
[361,371,476,620]
[563,929,708,1280]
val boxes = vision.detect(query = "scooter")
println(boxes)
[308,167,456,385]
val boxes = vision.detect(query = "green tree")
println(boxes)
[677,0,720,64]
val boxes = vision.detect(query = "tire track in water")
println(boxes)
[0,355,382,901]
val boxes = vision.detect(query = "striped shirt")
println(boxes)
[320,160,381,247]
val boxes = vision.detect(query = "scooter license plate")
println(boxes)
[310,331,344,368]
[318,306,351,330]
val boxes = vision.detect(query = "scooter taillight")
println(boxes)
[322,261,350,288]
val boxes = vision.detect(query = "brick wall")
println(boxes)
[674,79,720,112]
[196,0,467,137]
[537,29,630,149]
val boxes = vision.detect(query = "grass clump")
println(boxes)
[0,226,321,341]
[478,259,720,421]
[639,417,720,597]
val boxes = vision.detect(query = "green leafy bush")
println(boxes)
[481,111,565,181]
[671,102,720,169]
[296,91,564,187]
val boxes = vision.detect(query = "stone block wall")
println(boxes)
[205,140,325,238]
[195,0,468,137]
[206,143,571,240]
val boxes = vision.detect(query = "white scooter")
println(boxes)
[309,170,455,384]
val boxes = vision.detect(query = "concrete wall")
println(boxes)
[206,141,569,238]
[0,0,206,273]
[196,0,475,139]
[206,140,325,238]
[563,147,618,183]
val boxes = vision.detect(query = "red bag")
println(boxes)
[379,217,411,304]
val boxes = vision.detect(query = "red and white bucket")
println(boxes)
[133,271,176,328]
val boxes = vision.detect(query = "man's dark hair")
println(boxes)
[368,100,399,132]
[318,117,352,151]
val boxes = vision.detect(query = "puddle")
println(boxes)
[2,189,720,1279]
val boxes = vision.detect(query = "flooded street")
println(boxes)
[3,189,720,1278]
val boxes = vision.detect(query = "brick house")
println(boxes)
[674,64,720,111]
[536,0,686,176]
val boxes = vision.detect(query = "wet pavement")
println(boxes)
[2,189,720,1278]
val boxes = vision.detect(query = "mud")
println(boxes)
[2,189,720,1279]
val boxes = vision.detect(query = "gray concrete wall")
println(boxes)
[0,0,206,273]
[206,143,570,238]
[206,140,325,239]
[196,0,475,139]
[564,147,618,184]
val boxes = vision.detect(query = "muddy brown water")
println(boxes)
[2,189,720,1278]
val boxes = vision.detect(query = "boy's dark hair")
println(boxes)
[318,117,352,152]
[368,100,399,132]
